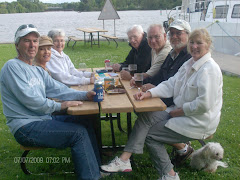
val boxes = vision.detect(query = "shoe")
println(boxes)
[158,173,180,180]
[100,156,132,173]
[171,143,194,167]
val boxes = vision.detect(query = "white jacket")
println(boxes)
[149,53,223,139]
[46,48,92,86]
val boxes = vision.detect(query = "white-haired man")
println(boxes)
[112,25,152,80]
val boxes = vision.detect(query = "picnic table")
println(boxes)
[67,68,166,156]
[76,27,108,48]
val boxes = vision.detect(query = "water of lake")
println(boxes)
[0,10,170,43]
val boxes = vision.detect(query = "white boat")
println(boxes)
[165,0,240,56]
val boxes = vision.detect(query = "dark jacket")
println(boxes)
[120,32,152,73]
[144,46,192,106]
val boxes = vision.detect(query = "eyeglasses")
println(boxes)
[17,24,36,31]
[128,35,139,41]
[168,31,186,37]
[147,35,162,40]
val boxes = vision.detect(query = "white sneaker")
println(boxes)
[158,173,180,180]
[100,156,132,173]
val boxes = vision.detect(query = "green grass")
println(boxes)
[0,41,240,180]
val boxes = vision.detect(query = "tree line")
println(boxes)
[0,0,181,14]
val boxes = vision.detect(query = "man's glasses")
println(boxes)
[168,31,186,37]
[17,24,36,31]
[147,35,162,40]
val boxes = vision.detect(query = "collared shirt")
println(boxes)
[149,52,223,139]
[146,40,172,77]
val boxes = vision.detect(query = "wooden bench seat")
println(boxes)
[100,34,118,48]
[67,36,82,49]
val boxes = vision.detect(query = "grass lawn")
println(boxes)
[0,41,239,180]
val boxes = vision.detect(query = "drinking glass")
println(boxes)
[105,62,113,72]
[79,63,87,72]
[128,64,137,76]
[121,67,129,71]
[134,73,143,92]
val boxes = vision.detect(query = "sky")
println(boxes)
[0,0,80,3]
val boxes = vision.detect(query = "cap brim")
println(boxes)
[15,28,40,43]
[168,25,184,31]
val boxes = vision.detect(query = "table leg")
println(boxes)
[98,32,100,48]
[127,112,132,138]
[84,32,86,45]
[109,113,116,150]
[90,33,93,47]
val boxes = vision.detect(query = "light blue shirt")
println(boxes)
[0,58,88,135]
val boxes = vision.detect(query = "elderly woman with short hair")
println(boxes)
[46,29,94,86]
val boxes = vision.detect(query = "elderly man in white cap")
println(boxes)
[0,24,101,180]
[101,20,193,180]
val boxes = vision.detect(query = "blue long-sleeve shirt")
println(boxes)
[0,58,88,135]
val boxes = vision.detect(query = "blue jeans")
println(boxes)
[14,115,101,180]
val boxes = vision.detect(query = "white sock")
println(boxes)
[120,158,129,163]
[176,144,188,155]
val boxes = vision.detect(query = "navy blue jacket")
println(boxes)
[120,32,152,73]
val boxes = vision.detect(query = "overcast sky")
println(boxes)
[0,0,80,3]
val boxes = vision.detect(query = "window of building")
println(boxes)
[215,5,229,18]
[232,4,240,18]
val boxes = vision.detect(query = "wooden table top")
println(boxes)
[120,79,167,112]
[68,68,166,115]
[77,28,108,33]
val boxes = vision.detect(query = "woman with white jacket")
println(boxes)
[46,29,94,86]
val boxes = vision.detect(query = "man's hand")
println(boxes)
[61,101,83,110]
[142,83,156,92]
[133,91,152,101]
[169,108,185,117]
[112,63,121,72]
[86,91,96,101]
[130,78,136,87]
[120,70,132,80]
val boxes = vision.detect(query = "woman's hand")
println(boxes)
[61,101,83,110]
[90,77,95,84]
[142,83,156,92]
[169,108,185,117]
[133,91,152,101]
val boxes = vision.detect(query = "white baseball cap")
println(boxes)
[14,24,40,44]
[168,19,191,33]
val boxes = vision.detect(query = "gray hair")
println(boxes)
[147,24,166,34]
[48,29,65,40]
[127,25,144,35]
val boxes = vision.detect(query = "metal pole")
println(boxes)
[114,19,116,36]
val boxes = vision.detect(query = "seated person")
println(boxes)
[101,28,223,180]
[111,25,152,80]
[142,24,171,79]
[33,35,54,75]
[46,29,94,86]
[131,19,192,107]
[0,24,101,180]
